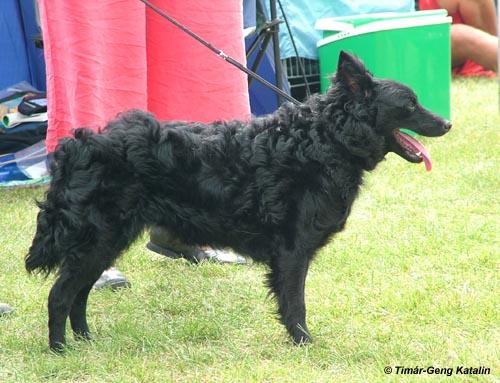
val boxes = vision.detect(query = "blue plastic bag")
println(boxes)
[0,140,48,183]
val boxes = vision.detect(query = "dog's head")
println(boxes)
[330,51,451,170]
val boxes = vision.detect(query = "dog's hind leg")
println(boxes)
[53,220,143,351]
[69,261,109,342]
[48,260,109,352]
[69,283,94,341]
[268,251,312,345]
[48,268,88,352]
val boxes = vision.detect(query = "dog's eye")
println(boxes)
[407,101,416,113]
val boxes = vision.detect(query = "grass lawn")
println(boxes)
[0,78,498,382]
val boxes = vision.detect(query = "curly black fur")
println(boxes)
[26,52,451,351]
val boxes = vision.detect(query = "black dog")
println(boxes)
[26,52,451,351]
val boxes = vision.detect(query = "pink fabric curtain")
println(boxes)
[39,0,250,153]
[146,2,250,122]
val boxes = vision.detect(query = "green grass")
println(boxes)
[0,78,498,382]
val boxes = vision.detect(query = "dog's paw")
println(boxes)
[73,330,92,342]
[49,341,66,354]
[290,324,312,346]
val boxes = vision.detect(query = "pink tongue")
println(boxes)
[398,131,432,171]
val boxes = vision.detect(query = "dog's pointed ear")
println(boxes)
[334,51,373,96]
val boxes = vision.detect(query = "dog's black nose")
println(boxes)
[444,121,452,132]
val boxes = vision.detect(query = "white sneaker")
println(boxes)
[0,303,13,315]
[202,248,248,264]
[93,267,131,290]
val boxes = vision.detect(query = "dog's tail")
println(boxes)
[25,129,95,275]
[25,199,61,275]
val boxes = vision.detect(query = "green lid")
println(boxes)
[316,10,449,37]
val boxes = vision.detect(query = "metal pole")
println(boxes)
[270,0,284,106]
[249,33,273,86]
[277,0,311,98]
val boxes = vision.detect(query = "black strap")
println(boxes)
[138,0,302,106]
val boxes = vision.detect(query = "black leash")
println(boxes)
[138,0,302,106]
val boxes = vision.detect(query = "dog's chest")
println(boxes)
[311,170,361,232]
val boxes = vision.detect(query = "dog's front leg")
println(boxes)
[268,252,312,345]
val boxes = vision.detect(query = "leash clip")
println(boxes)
[218,51,229,61]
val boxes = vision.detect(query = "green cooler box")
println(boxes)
[316,11,452,118]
